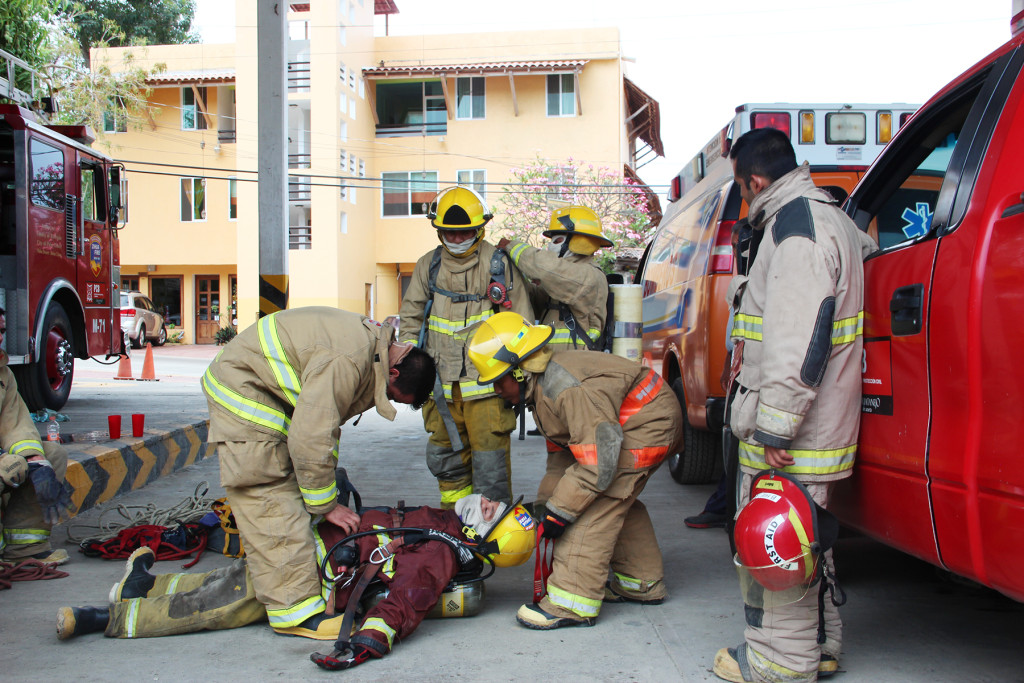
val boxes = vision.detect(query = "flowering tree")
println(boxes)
[492,157,654,273]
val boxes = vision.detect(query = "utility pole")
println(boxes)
[256,0,289,317]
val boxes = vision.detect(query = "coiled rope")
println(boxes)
[65,481,217,544]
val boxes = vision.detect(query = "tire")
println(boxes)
[15,303,75,411]
[154,324,167,346]
[667,377,722,485]
[132,323,145,349]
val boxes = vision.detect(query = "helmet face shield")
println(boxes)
[735,556,815,607]
[467,312,553,384]
[476,496,536,567]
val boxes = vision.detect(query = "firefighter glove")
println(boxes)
[539,510,569,539]
[310,645,372,671]
[28,460,76,525]
[0,453,28,489]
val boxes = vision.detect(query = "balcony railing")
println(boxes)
[289,176,311,202]
[288,152,311,169]
[375,122,447,138]
[289,224,311,250]
[288,61,310,93]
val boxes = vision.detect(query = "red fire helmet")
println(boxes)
[733,470,839,593]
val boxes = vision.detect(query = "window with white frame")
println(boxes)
[457,169,486,198]
[382,171,438,217]
[456,77,485,120]
[546,74,576,117]
[180,177,206,221]
[103,97,127,133]
[182,87,208,130]
[228,178,237,220]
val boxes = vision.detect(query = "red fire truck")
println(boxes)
[0,102,127,410]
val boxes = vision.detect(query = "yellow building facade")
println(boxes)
[94,1,662,342]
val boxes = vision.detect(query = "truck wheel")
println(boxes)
[667,377,722,485]
[154,325,167,346]
[16,303,75,411]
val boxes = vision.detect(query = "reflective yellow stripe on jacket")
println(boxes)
[738,440,857,475]
[8,439,43,457]
[731,314,763,341]
[259,313,302,407]
[831,312,864,345]
[202,369,291,436]
[548,328,602,347]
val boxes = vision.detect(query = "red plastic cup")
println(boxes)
[132,413,145,437]
[107,415,121,440]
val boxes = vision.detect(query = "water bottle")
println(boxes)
[46,415,60,442]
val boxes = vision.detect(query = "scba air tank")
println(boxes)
[363,580,485,619]
[610,283,643,361]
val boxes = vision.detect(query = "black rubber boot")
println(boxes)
[109,547,156,602]
[56,606,110,640]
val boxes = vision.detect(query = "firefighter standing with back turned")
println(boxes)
[468,312,682,628]
[200,307,436,640]
[497,206,612,517]
[711,128,876,683]
[398,187,531,508]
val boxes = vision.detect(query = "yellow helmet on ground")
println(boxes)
[483,498,536,567]
[543,206,614,256]
[468,312,553,384]
[428,186,493,230]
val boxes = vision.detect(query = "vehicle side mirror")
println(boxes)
[109,167,122,209]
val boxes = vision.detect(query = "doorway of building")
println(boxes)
[195,276,220,344]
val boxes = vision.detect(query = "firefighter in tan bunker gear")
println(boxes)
[712,129,875,683]
[201,307,435,640]
[0,308,74,566]
[398,187,532,509]
[468,312,683,629]
[497,206,613,518]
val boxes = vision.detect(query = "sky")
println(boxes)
[193,0,1012,196]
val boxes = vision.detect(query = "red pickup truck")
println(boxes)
[831,26,1024,602]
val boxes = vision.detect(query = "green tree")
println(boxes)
[0,0,55,92]
[68,0,198,67]
[493,157,655,273]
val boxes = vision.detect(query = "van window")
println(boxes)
[848,68,992,250]
[643,190,723,287]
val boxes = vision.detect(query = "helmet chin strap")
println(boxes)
[556,215,575,258]
[512,367,527,440]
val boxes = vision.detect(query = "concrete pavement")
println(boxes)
[2,345,1022,681]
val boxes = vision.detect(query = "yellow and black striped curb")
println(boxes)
[64,421,211,515]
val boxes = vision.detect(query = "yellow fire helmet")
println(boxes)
[427,186,493,231]
[543,205,614,256]
[467,312,553,384]
[481,497,537,568]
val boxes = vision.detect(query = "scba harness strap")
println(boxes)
[418,245,516,451]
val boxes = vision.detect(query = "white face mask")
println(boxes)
[547,235,567,254]
[443,235,476,255]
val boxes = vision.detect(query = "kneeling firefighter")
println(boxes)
[467,312,683,630]
[310,494,535,670]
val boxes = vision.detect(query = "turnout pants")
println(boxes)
[214,440,325,630]
[422,385,515,508]
[2,441,67,559]
[541,465,666,620]
[739,474,841,682]
[107,559,267,638]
